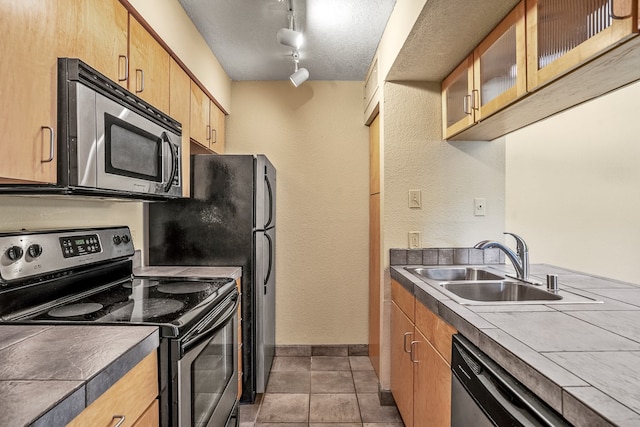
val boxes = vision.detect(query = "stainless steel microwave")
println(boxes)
[57,58,183,199]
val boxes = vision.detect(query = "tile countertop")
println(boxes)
[391,263,640,427]
[0,325,158,427]
[134,265,242,281]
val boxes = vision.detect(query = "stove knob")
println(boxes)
[6,246,24,261]
[27,244,43,258]
[121,234,130,244]
[113,235,122,245]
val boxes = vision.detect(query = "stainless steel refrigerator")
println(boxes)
[147,154,276,403]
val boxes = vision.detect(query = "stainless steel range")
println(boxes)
[0,226,239,427]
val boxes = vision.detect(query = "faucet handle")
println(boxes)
[504,232,528,254]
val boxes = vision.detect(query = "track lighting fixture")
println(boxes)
[290,57,309,87]
[277,28,303,49]
[277,1,309,87]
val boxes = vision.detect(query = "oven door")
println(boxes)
[177,289,239,427]
[75,82,182,197]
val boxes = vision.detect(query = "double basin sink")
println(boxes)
[406,266,564,305]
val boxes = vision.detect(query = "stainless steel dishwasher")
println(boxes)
[451,335,572,427]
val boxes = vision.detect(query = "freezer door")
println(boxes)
[255,155,276,230]
[254,227,276,393]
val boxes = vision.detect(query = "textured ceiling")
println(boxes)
[388,0,521,81]
[178,0,396,82]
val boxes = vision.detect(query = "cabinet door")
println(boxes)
[67,352,159,427]
[442,55,475,139]
[132,399,159,427]
[129,15,170,113]
[0,0,57,184]
[474,1,526,121]
[57,0,128,86]
[209,102,226,154]
[169,58,191,197]
[527,0,639,90]
[413,329,452,427]
[190,81,210,148]
[391,302,415,427]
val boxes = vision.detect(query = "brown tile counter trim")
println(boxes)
[390,247,505,266]
[390,263,640,427]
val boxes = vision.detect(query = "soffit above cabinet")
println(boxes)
[387,0,520,81]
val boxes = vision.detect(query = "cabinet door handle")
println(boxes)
[118,55,129,82]
[472,89,479,111]
[206,124,211,141]
[410,340,420,363]
[610,0,632,19]
[463,94,472,115]
[135,69,144,93]
[41,126,54,163]
[403,331,413,353]
[112,415,126,427]
[211,128,217,143]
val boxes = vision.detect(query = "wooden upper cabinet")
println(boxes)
[169,58,191,197]
[209,103,226,154]
[473,1,526,121]
[0,0,58,184]
[190,80,210,148]
[190,80,226,153]
[442,2,526,139]
[527,0,639,91]
[442,56,475,139]
[128,15,170,113]
[57,0,128,86]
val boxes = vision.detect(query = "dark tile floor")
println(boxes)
[239,355,404,426]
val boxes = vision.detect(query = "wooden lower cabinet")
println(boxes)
[391,302,415,427]
[413,328,452,427]
[67,351,159,427]
[132,399,160,427]
[390,279,457,427]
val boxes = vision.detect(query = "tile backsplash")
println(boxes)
[390,247,506,266]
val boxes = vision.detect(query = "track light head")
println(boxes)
[277,28,303,49]
[290,59,309,87]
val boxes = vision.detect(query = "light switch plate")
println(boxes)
[409,231,421,249]
[409,190,422,209]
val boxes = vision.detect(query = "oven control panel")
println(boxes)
[0,226,134,283]
[59,234,102,258]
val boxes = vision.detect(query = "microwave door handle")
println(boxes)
[161,132,177,192]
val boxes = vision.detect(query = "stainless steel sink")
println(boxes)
[441,281,563,302]
[403,265,602,305]
[407,266,505,281]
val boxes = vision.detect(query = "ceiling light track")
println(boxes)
[276,0,309,87]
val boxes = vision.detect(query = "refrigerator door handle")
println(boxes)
[264,232,273,294]
[264,175,274,229]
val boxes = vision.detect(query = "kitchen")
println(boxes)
[1,0,640,426]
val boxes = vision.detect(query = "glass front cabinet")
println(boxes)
[442,2,526,139]
[527,0,639,91]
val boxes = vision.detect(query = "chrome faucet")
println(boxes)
[474,232,529,280]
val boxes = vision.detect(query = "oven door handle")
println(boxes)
[181,291,239,355]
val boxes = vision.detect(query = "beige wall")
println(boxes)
[127,0,232,111]
[226,81,369,345]
[505,80,640,283]
[0,196,144,249]
[376,81,505,388]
